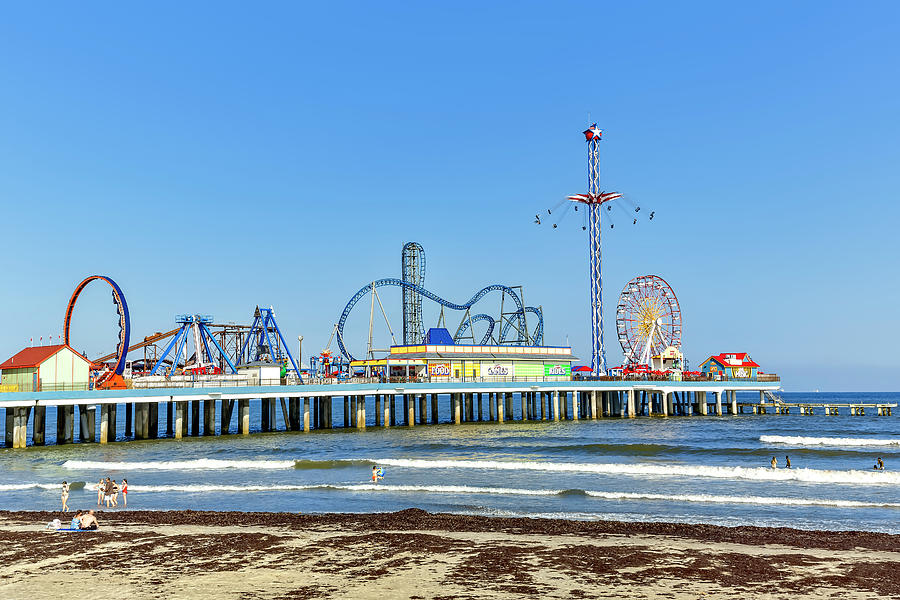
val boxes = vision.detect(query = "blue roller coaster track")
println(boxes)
[336,278,543,361]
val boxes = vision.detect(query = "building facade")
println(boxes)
[700,352,759,380]
[0,345,93,392]
[351,344,576,381]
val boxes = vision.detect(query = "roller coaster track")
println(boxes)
[336,279,543,361]
[500,307,544,346]
[453,314,496,345]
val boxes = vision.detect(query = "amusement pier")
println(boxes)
[1,125,894,448]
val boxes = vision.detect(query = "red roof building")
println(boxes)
[700,353,760,380]
[1,345,93,392]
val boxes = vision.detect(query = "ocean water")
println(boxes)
[3,391,900,533]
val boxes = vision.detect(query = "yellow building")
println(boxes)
[351,344,575,381]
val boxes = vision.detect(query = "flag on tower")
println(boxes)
[583,124,602,141]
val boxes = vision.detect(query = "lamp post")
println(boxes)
[297,335,303,380]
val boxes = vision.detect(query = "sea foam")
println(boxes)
[62,459,295,471]
[371,457,900,485]
[761,435,900,447]
[111,483,900,509]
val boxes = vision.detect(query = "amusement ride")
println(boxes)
[537,124,654,375]
[615,275,682,369]
[333,243,544,362]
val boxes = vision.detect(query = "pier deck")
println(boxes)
[0,379,891,448]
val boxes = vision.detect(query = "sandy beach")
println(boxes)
[0,509,898,599]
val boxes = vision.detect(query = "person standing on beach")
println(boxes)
[104,477,114,508]
[785,456,791,469]
[110,480,119,507]
[770,457,777,469]
[61,482,70,512]
[97,478,105,506]
[121,479,128,507]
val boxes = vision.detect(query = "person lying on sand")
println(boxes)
[79,510,99,531]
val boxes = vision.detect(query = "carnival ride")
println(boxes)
[335,243,544,362]
[536,124,654,376]
[615,275,682,369]
[237,306,301,376]
[402,242,425,346]
[69,275,300,380]
[64,275,131,389]
[148,314,237,376]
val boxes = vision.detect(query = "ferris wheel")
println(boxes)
[615,275,682,367]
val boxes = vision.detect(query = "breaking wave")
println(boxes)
[62,459,295,471]
[761,435,900,448]
[371,458,900,485]
[90,483,900,509]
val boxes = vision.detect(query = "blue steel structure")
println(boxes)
[571,125,622,376]
[149,314,238,375]
[401,242,426,345]
[336,279,544,361]
[239,306,301,377]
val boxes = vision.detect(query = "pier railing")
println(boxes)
[120,372,780,389]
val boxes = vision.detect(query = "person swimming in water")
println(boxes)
[770,456,777,469]
[371,466,384,483]
[785,456,791,469]
[874,457,885,471]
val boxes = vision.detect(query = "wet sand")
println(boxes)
[1,509,899,599]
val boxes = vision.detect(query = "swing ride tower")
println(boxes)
[567,125,622,376]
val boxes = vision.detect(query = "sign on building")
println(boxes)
[544,364,571,376]
[428,362,451,377]
[482,363,514,377]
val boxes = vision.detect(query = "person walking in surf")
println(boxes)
[61,481,70,512]
[371,466,384,483]
[785,456,791,469]
[770,456,777,469]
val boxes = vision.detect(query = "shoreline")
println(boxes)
[3,509,900,598]
[3,508,900,551]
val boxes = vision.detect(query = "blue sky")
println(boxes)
[0,2,897,390]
